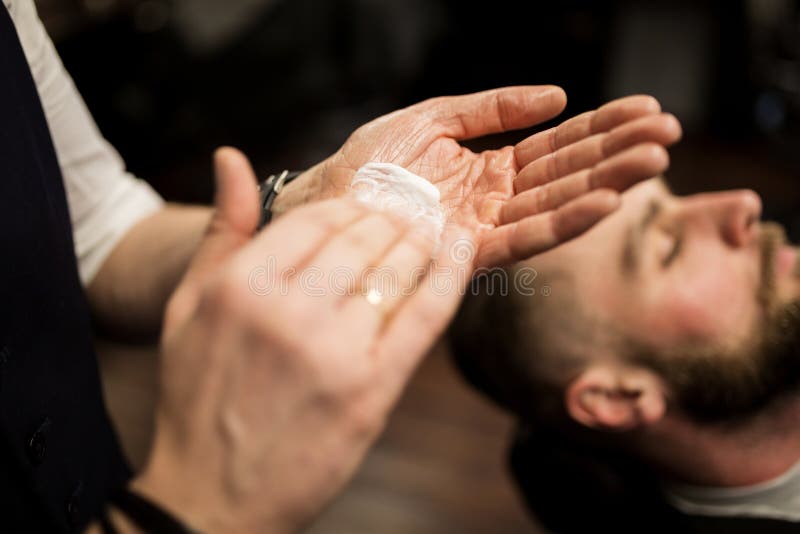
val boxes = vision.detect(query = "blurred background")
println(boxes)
[34,0,800,532]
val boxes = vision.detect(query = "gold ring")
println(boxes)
[364,287,393,327]
[365,287,384,306]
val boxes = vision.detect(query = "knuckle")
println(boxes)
[639,142,667,165]
[260,305,320,360]
[549,126,562,153]
[596,131,612,158]
[535,185,551,212]
[547,152,559,181]
[314,357,375,402]
[203,269,247,316]
[494,91,510,131]
[342,227,371,252]
[343,392,383,438]
[265,322,309,361]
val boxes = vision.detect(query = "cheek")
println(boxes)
[652,259,757,344]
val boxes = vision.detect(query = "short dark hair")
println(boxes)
[448,267,594,427]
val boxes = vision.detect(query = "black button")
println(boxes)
[26,417,51,466]
[65,481,84,528]
[65,494,81,527]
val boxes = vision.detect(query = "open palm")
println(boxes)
[299,87,681,267]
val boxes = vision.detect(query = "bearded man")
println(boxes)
[452,176,800,533]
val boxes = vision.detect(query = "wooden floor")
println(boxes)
[97,340,545,534]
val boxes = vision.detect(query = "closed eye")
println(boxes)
[661,228,683,267]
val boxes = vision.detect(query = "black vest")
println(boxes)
[0,6,130,532]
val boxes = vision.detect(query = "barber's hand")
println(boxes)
[275,87,681,267]
[131,148,473,533]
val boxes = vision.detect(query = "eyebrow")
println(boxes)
[621,199,663,275]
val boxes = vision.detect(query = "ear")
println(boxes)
[565,364,666,431]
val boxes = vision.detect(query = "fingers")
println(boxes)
[299,211,408,303]
[602,112,682,155]
[340,225,438,337]
[374,226,475,400]
[514,95,662,169]
[476,190,621,267]
[501,143,669,226]
[421,85,567,141]
[514,113,681,193]
[245,199,370,279]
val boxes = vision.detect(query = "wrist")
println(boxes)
[269,163,323,217]
[130,466,281,534]
[130,446,223,534]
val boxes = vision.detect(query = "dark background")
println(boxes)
[34,1,800,532]
[38,0,800,238]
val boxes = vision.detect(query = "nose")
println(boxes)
[684,190,762,248]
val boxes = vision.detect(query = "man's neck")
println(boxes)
[636,396,800,487]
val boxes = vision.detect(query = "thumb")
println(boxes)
[421,86,567,141]
[211,146,260,236]
[194,146,259,272]
[163,147,259,335]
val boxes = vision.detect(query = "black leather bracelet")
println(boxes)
[108,488,203,534]
[258,170,303,229]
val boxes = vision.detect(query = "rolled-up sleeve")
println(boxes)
[9,0,164,285]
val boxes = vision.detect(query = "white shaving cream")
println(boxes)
[350,162,446,240]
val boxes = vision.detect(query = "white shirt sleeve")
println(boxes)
[7,0,165,285]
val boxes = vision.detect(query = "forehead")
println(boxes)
[521,178,668,316]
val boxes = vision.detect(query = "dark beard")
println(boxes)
[637,300,800,424]
[642,227,800,424]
